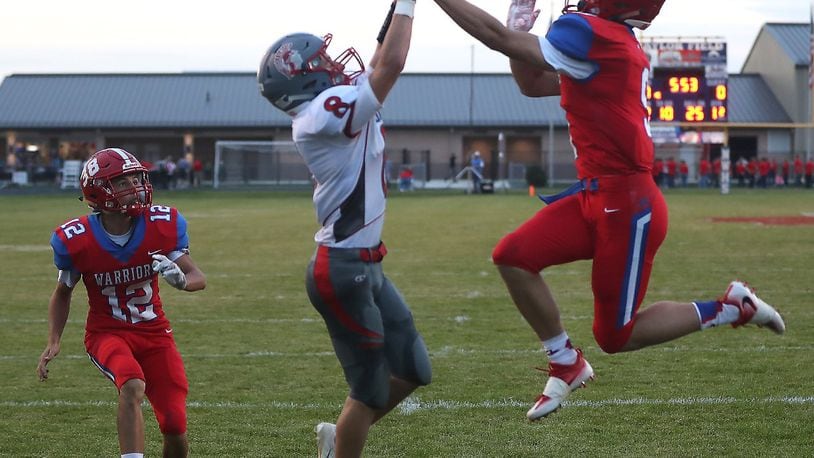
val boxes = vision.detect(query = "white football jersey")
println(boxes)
[292,72,387,248]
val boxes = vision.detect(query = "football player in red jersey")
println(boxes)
[37,148,206,458]
[434,0,785,420]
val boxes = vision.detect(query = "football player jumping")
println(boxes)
[433,0,785,420]
[258,1,431,456]
[37,148,206,457]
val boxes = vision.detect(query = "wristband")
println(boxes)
[394,0,415,19]
[377,2,397,44]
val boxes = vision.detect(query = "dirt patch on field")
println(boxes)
[711,216,814,226]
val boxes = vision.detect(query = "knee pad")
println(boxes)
[348,357,390,410]
[402,335,432,386]
[491,233,517,267]
[385,324,432,387]
[492,233,537,272]
[592,322,631,355]
[155,403,187,435]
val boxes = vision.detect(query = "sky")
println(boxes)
[0,0,809,82]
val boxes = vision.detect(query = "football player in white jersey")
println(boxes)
[258,1,431,457]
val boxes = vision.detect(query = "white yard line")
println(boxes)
[2,345,811,361]
[3,396,813,412]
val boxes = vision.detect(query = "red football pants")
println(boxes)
[493,173,668,353]
[85,330,189,435]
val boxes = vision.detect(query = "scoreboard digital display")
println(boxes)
[642,39,728,123]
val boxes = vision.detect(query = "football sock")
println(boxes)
[542,332,578,365]
[693,300,740,330]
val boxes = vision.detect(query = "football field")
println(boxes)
[1,188,812,456]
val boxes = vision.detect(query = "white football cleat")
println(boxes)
[315,422,336,458]
[722,281,785,334]
[527,349,595,421]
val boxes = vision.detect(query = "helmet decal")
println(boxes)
[273,42,303,80]
[110,147,142,172]
[258,33,365,115]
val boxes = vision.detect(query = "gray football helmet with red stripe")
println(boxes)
[258,33,364,115]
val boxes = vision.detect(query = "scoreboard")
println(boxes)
[641,39,728,123]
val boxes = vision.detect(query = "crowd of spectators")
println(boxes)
[652,154,814,189]
[142,155,204,190]
[1,142,205,189]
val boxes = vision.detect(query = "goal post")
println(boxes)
[213,140,309,188]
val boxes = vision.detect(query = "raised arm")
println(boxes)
[509,60,560,97]
[368,0,416,103]
[368,2,397,70]
[434,0,553,71]
[505,0,560,97]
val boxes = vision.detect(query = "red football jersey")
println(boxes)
[51,205,188,334]
[549,13,653,178]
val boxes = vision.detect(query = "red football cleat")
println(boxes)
[722,281,785,334]
[527,349,595,421]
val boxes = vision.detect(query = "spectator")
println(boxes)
[734,159,747,188]
[679,160,688,187]
[147,160,167,190]
[806,158,814,189]
[192,158,203,187]
[698,157,710,188]
[653,157,663,187]
[794,155,804,186]
[747,158,758,188]
[665,157,676,188]
[712,157,721,188]
[470,151,484,193]
[176,155,191,189]
[757,157,769,189]
[398,166,414,192]
[782,159,790,187]
[164,156,177,189]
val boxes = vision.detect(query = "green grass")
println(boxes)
[1,187,812,457]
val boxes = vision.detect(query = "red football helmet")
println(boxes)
[80,148,152,216]
[564,0,666,29]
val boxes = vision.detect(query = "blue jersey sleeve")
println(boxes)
[175,211,190,251]
[50,232,73,270]
[545,14,594,61]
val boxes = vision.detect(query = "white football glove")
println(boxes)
[151,254,187,290]
[507,0,541,32]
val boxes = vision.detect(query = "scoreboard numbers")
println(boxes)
[642,39,728,124]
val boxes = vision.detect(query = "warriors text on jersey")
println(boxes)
[541,12,654,178]
[50,205,190,334]
[292,71,388,248]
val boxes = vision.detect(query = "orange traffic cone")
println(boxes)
[528,185,536,197]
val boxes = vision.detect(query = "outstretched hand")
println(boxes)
[152,254,188,290]
[507,0,541,32]
[37,343,60,381]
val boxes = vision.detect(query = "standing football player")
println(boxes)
[37,148,206,457]
[432,0,785,420]
[258,1,431,457]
